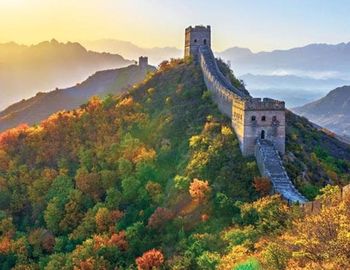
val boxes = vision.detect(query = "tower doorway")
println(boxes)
[261,130,266,140]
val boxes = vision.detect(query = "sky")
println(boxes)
[1,0,350,52]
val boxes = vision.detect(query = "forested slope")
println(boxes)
[0,59,349,269]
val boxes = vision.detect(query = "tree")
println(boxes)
[189,179,211,203]
[75,168,103,201]
[44,197,65,234]
[95,207,123,233]
[145,181,163,204]
[59,190,85,233]
[147,207,174,230]
[279,191,350,268]
[253,177,271,196]
[136,249,164,270]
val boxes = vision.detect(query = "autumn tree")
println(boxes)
[75,168,104,201]
[147,207,174,230]
[95,207,123,233]
[189,179,211,203]
[278,186,350,269]
[136,249,164,270]
[253,177,271,196]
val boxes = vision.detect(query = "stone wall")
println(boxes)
[196,41,302,203]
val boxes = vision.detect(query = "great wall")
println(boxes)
[185,25,307,203]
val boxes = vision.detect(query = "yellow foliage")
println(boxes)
[221,126,233,136]
[218,245,251,270]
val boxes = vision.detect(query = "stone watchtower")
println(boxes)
[184,25,211,59]
[232,98,286,156]
[139,56,148,69]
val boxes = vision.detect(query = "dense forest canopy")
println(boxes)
[0,59,349,269]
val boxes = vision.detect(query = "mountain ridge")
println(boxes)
[293,85,350,136]
[0,40,133,110]
[0,64,156,132]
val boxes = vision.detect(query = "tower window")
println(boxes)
[194,39,197,43]
[261,116,266,121]
[261,130,266,139]
[272,116,277,121]
[203,39,207,45]
[251,116,256,121]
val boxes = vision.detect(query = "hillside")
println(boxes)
[293,86,350,136]
[0,40,133,110]
[0,64,156,132]
[0,60,349,269]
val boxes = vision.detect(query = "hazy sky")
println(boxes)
[1,0,350,51]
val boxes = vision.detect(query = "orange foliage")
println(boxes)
[0,237,11,254]
[85,96,102,113]
[132,146,156,164]
[118,96,134,108]
[0,124,29,147]
[95,208,123,233]
[136,249,164,270]
[93,230,128,251]
[253,177,272,196]
[189,178,211,203]
[201,214,209,222]
[109,231,128,251]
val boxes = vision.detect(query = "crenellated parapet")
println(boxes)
[244,98,285,111]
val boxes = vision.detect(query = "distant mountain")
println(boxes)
[293,86,350,136]
[219,43,350,76]
[240,74,350,90]
[0,64,156,132]
[0,40,133,110]
[239,74,350,107]
[82,39,182,65]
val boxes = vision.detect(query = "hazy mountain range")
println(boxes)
[216,43,350,107]
[240,74,350,107]
[82,39,182,66]
[3,38,350,135]
[0,39,133,110]
[0,64,155,132]
[293,86,350,136]
[219,42,350,77]
[82,39,350,106]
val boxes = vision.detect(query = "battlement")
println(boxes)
[185,25,211,33]
[244,98,285,111]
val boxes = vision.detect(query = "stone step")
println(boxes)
[256,139,308,203]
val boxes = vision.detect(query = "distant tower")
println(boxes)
[184,25,211,59]
[139,56,148,69]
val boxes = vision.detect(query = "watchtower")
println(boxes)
[139,56,148,69]
[184,25,211,59]
[232,98,286,156]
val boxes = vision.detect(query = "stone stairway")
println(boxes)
[255,140,307,203]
